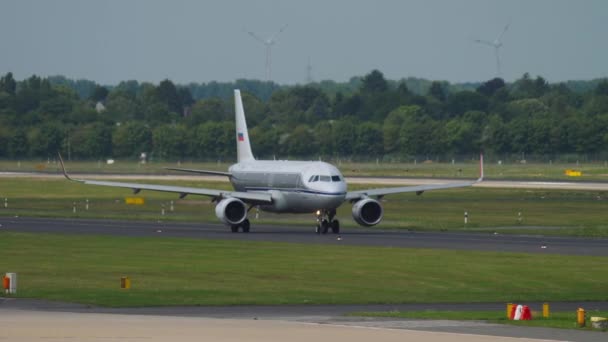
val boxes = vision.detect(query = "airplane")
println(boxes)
[59,89,483,234]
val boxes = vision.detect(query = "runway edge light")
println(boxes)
[2,275,9,294]
[121,276,131,289]
[543,303,550,318]
[577,308,586,327]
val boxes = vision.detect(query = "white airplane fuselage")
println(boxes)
[229,160,347,213]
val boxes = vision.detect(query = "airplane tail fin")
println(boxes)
[234,89,255,162]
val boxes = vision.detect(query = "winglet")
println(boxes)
[477,153,484,182]
[57,152,73,181]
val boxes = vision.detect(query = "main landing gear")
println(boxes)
[315,209,340,234]
[231,219,250,233]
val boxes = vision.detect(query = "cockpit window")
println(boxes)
[308,175,319,182]
[331,175,341,182]
[319,175,331,182]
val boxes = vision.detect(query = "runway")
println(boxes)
[2,216,608,256]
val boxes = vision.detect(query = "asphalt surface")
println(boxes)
[2,298,608,342]
[2,216,608,256]
[0,309,564,342]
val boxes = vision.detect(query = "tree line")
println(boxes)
[1,70,607,162]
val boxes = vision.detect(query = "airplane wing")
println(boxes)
[58,155,272,204]
[165,168,232,177]
[345,179,480,201]
[345,155,484,201]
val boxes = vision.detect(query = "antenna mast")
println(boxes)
[306,57,313,83]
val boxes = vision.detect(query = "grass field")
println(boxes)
[0,177,607,236]
[351,310,608,331]
[3,158,608,181]
[1,232,608,307]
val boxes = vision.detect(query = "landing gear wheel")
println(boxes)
[321,220,329,234]
[331,220,340,234]
[231,225,238,233]
[315,224,321,234]
[242,219,250,233]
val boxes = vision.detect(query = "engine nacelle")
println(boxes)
[215,197,247,226]
[352,198,383,227]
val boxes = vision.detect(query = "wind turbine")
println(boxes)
[246,24,288,81]
[474,23,510,77]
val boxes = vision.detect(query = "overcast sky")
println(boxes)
[1,0,606,85]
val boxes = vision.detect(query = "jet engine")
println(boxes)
[215,197,247,225]
[352,198,383,226]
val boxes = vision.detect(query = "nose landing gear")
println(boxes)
[315,209,340,234]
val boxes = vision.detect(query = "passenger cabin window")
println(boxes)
[319,175,331,182]
[331,175,341,182]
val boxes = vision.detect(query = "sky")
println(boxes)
[1,0,606,85]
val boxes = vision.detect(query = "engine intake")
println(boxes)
[215,197,247,225]
[352,198,383,226]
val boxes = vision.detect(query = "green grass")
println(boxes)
[1,232,608,307]
[351,310,608,331]
[1,177,607,236]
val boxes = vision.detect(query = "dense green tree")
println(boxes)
[397,107,439,156]
[70,123,113,159]
[354,122,383,156]
[189,98,228,125]
[112,122,152,157]
[383,105,423,155]
[152,124,188,159]
[512,73,550,99]
[89,85,109,102]
[0,72,17,95]
[360,70,388,94]
[313,121,334,156]
[157,79,182,114]
[477,78,505,97]
[1,71,608,160]
[240,92,268,126]
[446,91,488,117]
[105,92,141,121]
[8,129,29,157]
[427,81,447,102]
[29,123,65,157]
[250,125,280,159]
[0,125,10,157]
[285,125,316,157]
[192,121,234,160]
[332,117,357,157]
